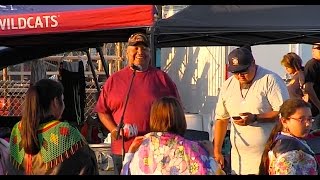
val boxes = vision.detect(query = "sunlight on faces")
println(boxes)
[126,45,151,71]
[282,107,313,138]
[312,44,320,60]
[233,63,255,85]
[283,66,295,75]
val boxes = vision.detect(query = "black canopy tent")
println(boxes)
[153,5,320,161]
[153,5,320,48]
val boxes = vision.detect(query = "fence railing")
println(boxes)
[0,80,104,120]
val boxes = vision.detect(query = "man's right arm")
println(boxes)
[213,118,229,167]
[97,112,118,139]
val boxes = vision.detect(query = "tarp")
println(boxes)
[154,5,320,48]
[0,5,155,46]
[0,5,155,68]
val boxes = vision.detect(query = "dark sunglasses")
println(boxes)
[232,68,249,75]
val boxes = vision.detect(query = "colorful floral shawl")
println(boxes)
[121,132,224,175]
[268,132,318,175]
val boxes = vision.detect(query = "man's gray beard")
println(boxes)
[241,83,251,89]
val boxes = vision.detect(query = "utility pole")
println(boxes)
[2,67,7,81]
[116,42,122,72]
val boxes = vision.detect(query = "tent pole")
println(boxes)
[150,5,162,68]
[150,27,156,67]
[84,49,100,94]
[96,46,109,79]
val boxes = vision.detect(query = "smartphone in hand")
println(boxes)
[232,116,242,120]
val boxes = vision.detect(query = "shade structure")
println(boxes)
[154,5,320,48]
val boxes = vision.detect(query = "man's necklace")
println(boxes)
[240,66,257,101]
[240,84,252,100]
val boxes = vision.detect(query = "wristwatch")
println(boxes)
[252,114,258,123]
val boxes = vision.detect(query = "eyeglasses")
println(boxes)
[288,117,314,123]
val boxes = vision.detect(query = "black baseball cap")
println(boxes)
[228,47,254,73]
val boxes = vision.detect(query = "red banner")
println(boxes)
[0,5,154,37]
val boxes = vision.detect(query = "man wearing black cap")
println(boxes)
[95,32,181,175]
[212,47,289,175]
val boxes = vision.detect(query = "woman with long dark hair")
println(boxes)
[259,98,317,175]
[7,79,98,175]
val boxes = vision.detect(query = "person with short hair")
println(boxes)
[7,79,98,175]
[259,98,317,175]
[95,32,181,174]
[213,47,289,175]
[121,96,225,175]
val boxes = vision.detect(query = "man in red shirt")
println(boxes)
[95,32,181,175]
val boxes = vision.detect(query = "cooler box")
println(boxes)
[89,143,114,175]
[185,113,203,131]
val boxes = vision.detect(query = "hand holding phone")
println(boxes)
[239,112,251,119]
[232,116,242,120]
[232,113,252,126]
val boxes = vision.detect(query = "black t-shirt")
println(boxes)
[304,58,320,116]
[287,73,304,99]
